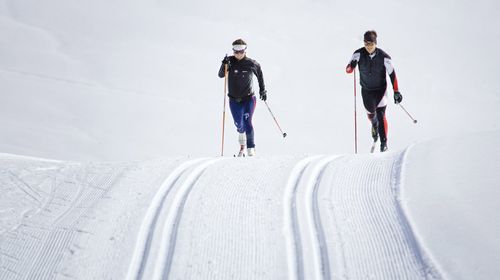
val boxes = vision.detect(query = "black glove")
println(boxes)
[394,91,403,104]
[259,90,267,101]
[221,55,231,67]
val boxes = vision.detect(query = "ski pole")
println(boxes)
[353,69,358,154]
[264,100,287,138]
[397,103,418,124]
[221,62,228,156]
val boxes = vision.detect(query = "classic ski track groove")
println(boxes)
[284,155,321,280]
[284,155,339,280]
[304,156,340,280]
[152,158,222,280]
[125,158,209,280]
[0,150,447,279]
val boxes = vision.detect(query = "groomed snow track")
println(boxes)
[282,152,442,280]
[0,150,443,279]
[126,158,222,280]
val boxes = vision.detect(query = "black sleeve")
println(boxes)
[389,71,399,92]
[382,50,399,91]
[253,61,266,92]
[218,63,226,78]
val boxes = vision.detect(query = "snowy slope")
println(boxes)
[1,0,500,160]
[1,0,500,279]
[1,131,499,279]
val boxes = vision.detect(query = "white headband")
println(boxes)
[232,44,247,51]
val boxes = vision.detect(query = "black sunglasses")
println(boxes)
[233,49,245,54]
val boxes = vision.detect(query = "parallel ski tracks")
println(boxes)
[126,158,222,280]
[284,150,441,280]
[284,155,340,280]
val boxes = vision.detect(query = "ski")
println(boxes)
[380,142,388,152]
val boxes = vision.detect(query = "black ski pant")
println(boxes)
[361,88,388,143]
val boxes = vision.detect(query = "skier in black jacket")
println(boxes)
[218,38,267,157]
[346,30,403,152]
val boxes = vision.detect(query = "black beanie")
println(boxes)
[232,38,247,46]
[364,31,377,44]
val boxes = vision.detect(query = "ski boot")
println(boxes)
[247,148,256,157]
[380,141,388,152]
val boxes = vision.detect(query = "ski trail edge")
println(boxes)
[395,146,444,280]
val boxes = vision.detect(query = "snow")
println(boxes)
[402,131,500,279]
[1,0,500,278]
[1,133,499,279]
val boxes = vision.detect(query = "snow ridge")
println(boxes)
[393,147,443,279]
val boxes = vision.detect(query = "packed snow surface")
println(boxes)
[1,131,499,279]
[1,0,500,279]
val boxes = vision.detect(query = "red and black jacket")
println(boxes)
[346,48,399,92]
